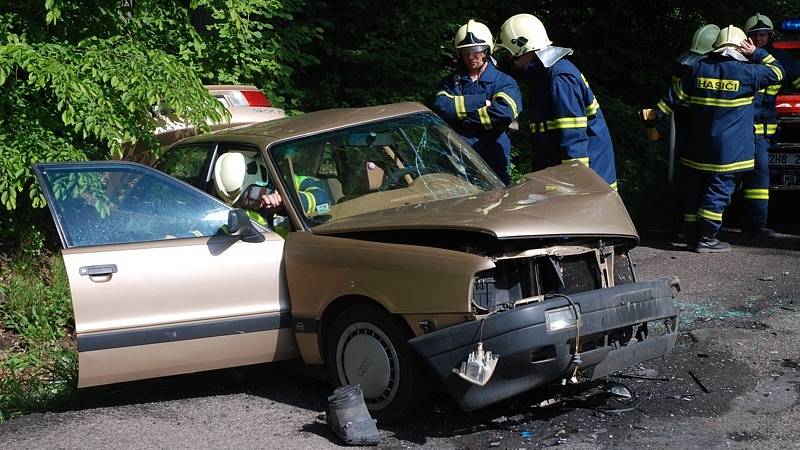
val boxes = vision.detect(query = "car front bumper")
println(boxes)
[407,277,679,411]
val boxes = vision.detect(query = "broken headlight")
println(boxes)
[545,305,579,332]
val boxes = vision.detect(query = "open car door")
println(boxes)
[33,161,297,387]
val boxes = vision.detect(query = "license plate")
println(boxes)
[769,153,800,166]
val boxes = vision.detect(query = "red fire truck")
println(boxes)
[771,18,800,190]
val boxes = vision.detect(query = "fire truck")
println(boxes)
[771,18,800,190]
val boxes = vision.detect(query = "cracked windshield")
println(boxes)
[271,113,505,224]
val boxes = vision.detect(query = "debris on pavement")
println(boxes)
[325,384,380,446]
[688,371,710,394]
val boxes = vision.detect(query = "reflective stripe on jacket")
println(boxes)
[525,58,617,186]
[753,44,800,135]
[657,47,783,173]
[433,62,522,167]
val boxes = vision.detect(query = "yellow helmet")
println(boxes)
[744,13,774,34]
[213,151,269,204]
[690,24,720,54]
[454,19,494,55]
[713,25,747,50]
[495,14,552,58]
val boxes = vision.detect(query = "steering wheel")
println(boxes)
[380,165,430,191]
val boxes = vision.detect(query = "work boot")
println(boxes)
[693,236,730,253]
[741,224,775,237]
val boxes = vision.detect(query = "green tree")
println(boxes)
[0,0,318,247]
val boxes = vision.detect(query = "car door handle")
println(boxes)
[79,264,118,282]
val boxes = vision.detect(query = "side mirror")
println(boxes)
[228,209,265,243]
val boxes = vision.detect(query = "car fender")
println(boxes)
[284,231,494,363]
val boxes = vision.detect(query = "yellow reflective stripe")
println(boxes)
[683,214,697,223]
[687,96,753,107]
[190,230,204,237]
[299,191,316,215]
[764,84,781,95]
[680,157,755,172]
[763,54,776,64]
[609,181,618,191]
[766,61,783,82]
[580,73,590,87]
[477,105,492,130]
[674,80,688,101]
[697,208,723,222]
[754,123,778,135]
[436,90,454,98]
[492,92,519,118]
[743,188,769,200]
[793,77,800,89]
[562,157,590,166]
[671,75,680,83]
[657,100,672,114]
[547,116,588,130]
[455,95,467,120]
[585,98,599,116]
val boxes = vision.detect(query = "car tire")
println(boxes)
[325,303,429,424]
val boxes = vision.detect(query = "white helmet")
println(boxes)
[690,24,720,54]
[213,151,269,204]
[495,14,552,58]
[454,19,494,55]
[744,13,773,34]
[714,25,747,50]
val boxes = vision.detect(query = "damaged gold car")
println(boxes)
[34,102,679,423]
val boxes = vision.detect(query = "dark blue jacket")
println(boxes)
[433,61,522,182]
[671,53,700,157]
[657,48,783,172]
[753,43,800,136]
[524,58,617,188]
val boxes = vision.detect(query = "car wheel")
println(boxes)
[325,303,428,424]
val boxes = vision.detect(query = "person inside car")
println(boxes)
[213,152,331,235]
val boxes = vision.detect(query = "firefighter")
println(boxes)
[495,13,618,190]
[433,19,523,184]
[667,24,720,240]
[740,13,800,236]
[644,25,784,252]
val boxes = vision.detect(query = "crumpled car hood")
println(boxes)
[312,163,638,239]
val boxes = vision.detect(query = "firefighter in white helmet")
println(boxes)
[213,151,283,228]
[495,13,618,190]
[433,19,523,184]
[661,24,720,240]
[644,25,783,252]
[738,13,800,236]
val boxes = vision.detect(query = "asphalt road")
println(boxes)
[1,220,799,449]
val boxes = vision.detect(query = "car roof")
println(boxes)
[173,102,430,148]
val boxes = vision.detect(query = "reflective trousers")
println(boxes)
[684,168,737,238]
[740,135,771,227]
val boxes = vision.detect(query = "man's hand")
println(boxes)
[259,192,283,210]
[740,38,756,58]
[640,108,657,121]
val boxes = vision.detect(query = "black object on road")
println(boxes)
[326,384,380,446]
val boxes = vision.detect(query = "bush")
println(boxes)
[0,252,76,422]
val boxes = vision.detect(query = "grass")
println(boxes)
[0,251,77,422]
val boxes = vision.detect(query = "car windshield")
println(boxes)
[270,112,505,226]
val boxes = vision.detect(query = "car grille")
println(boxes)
[473,251,635,311]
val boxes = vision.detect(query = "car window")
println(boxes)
[36,163,230,248]
[270,112,504,225]
[156,144,214,188]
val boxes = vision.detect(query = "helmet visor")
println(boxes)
[457,44,490,56]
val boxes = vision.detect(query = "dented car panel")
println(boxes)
[407,277,679,411]
[312,163,638,240]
